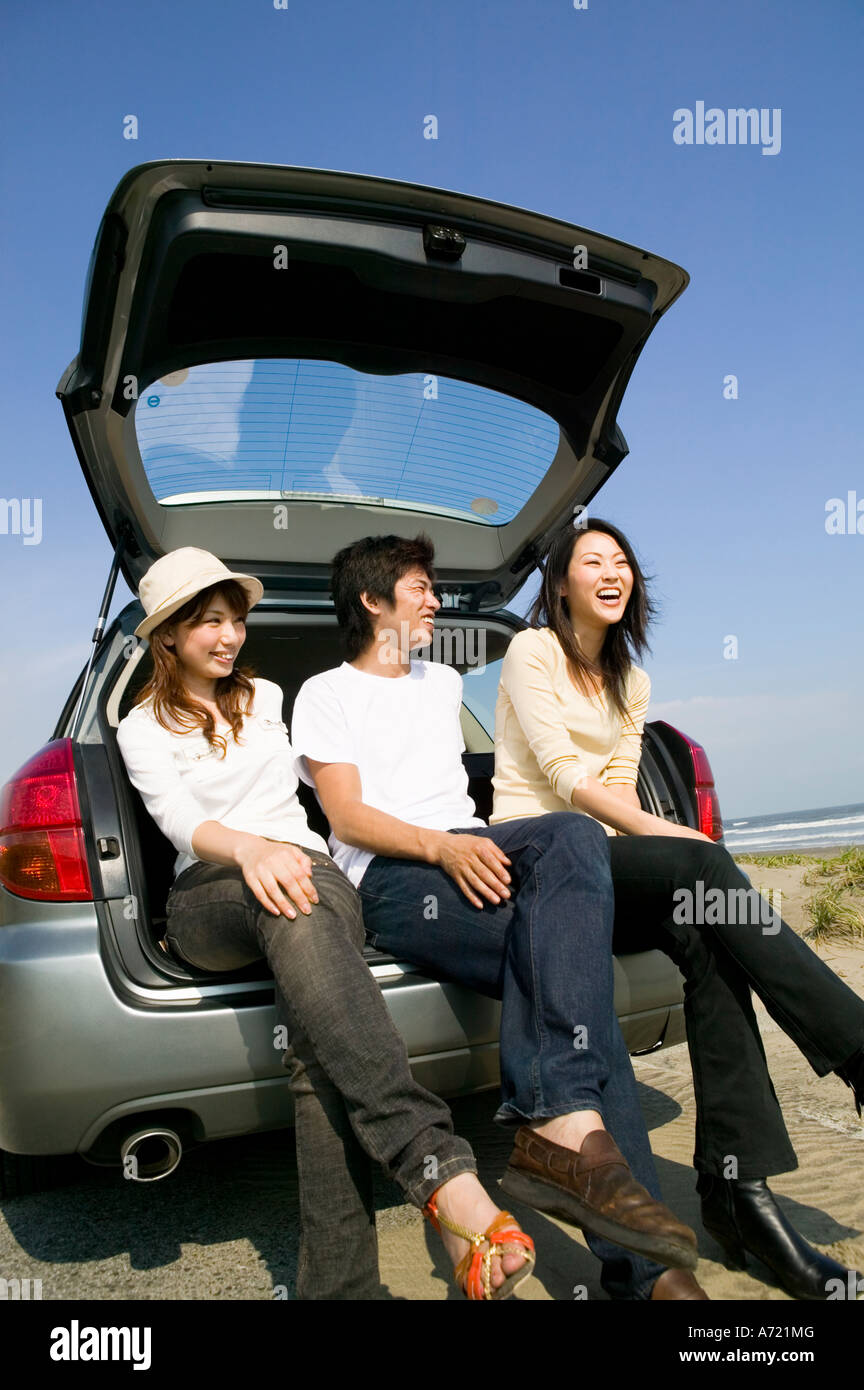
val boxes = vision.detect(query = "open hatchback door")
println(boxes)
[58,159,689,608]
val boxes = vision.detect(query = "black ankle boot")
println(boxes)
[697,1173,861,1301]
[834,1045,864,1118]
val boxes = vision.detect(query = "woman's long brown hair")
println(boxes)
[528,517,656,726]
[131,579,257,756]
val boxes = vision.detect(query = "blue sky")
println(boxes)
[1,0,862,818]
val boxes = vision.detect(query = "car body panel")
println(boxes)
[0,892,682,1156]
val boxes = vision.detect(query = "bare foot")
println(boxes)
[433,1173,532,1294]
[530,1109,605,1152]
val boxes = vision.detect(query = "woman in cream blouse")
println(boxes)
[491,517,864,1302]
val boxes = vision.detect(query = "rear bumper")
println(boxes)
[0,890,684,1156]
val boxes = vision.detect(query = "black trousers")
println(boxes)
[609,837,864,1180]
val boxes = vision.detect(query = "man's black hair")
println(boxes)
[330,533,436,660]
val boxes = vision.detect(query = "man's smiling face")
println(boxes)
[365,564,441,655]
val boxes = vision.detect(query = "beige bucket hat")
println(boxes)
[134,547,264,639]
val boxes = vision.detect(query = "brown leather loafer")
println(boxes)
[500,1127,698,1270]
[651,1269,709,1299]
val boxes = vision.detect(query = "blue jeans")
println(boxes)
[359,812,668,1299]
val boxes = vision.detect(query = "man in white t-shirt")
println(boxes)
[291,533,701,1301]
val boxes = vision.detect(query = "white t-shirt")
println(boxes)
[116,676,328,879]
[291,659,485,887]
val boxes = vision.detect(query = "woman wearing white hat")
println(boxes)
[115,547,535,1301]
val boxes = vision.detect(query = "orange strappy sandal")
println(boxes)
[423,1188,536,1300]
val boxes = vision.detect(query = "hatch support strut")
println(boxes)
[70,522,134,741]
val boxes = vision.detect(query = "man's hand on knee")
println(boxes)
[432,833,512,910]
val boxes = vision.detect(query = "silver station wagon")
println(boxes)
[0,160,725,1196]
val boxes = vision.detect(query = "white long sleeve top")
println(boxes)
[490,626,650,834]
[115,677,328,879]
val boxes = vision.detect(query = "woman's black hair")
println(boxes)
[528,516,656,723]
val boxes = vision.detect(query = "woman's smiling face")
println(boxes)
[164,597,247,684]
[561,529,634,629]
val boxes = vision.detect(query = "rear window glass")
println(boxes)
[134,359,560,526]
[459,657,504,738]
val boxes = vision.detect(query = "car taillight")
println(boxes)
[0,740,93,901]
[662,725,724,841]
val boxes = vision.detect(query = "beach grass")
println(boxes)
[732,847,864,946]
[802,845,864,892]
[732,852,815,868]
[804,885,864,944]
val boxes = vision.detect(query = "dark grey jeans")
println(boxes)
[164,847,476,1300]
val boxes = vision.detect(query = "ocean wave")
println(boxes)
[725,814,864,837]
[725,827,864,850]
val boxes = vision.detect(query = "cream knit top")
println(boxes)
[490,626,650,835]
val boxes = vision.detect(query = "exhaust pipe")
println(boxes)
[120,1128,183,1182]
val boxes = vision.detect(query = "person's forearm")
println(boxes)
[330,800,444,865]
[604,783,642,810]
[190,819,264,867]
[570,777,660,835]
